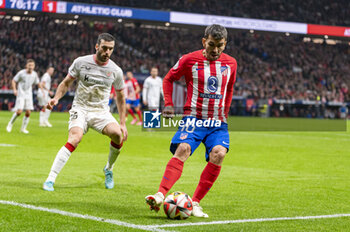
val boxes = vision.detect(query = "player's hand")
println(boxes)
[13,90,17,96]
[163,106,175,118]
[47,98,58,110]
[120,124,128,141]
[143,101,148,106]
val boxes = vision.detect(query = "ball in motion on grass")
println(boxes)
[163,191,193,220]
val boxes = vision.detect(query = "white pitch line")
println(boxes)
[149,213,350,228]
[0,200,170,232]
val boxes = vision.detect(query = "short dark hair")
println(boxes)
[97,33,115,45]
[26,59,35,64]
[204,24,227,41]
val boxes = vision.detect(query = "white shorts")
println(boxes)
[37,91,50,107]
[68,107,119,134]
[147,98,160,110]
[14,97,34,111]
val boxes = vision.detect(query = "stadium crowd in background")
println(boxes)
[70,0,350,26]
[1,16,349,108]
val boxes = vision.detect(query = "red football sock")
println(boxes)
[111,140,123,149]
[158,157,184,196]
[137,110,142,121]
[64,142,76,152]
[192,162,221,203]
[128,109,136,119]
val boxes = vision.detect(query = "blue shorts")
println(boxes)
[170,116,229,162]
[126,99,140,107]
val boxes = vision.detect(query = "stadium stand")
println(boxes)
[1,16,349,106]
[70,0,350,26]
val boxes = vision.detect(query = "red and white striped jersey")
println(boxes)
[163,49,237,122]
[125,77,140,100]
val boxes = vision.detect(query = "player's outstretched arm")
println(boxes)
[38,82,44,94]
[116,89,128,141]
[11,79,18,96]
[47,74,75,110]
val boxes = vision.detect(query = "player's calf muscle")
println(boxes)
[68,128,83,147]
[108,130,122,144]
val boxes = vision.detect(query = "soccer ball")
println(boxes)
[163,191,193,220]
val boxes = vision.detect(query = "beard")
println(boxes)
[97,52,109,62]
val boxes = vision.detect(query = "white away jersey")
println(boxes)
[142,76,163,107]
[13,69,39,99]
[68,55,124,111]
[40,72,51,95]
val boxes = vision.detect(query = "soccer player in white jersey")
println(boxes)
[6,59,43,134]
[43,33,128,191]
[37,67,54,127]
[142,67,163,110]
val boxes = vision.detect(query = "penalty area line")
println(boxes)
[0,200,171,232]
[149,213,350,228]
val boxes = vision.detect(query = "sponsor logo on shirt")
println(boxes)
[207,76,219,93]
[200,93,223,99]
[81,65,91,70]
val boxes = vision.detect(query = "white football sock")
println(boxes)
[39,111,45,124]
[46,146,72,183]
[105,144,121,171]
[8,112,19,125]
[21,116,30,130]
[45,109,51,122]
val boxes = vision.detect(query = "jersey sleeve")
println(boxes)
[41,74,48,83]
[34,72,40,85]
[132,78,139,89]
[142,78,149,101]
[159,78,164,98]
[224,60,237,118]
[163,55,188,107]
[68,58,80,79]
[113,68,125,91]
[13,71,22,82]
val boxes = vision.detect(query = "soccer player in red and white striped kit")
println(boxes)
[146,24,237,217]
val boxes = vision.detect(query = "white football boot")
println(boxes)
[6,123,12,132]
[192,201,209,218]
[21,129,29,134]
[44,121,52,127]
[145,192,164,212]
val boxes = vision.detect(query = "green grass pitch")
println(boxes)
[0,111,349,231]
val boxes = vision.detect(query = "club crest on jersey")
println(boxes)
[106,71,112,77]
[207,76,218,93]
[221,66,228,77]
[180,133,188,140]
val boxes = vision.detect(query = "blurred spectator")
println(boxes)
[0,16,349,105]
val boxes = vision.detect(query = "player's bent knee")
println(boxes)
[68,135,82,147]
[209,146,227,164]
[174,143,191,162]
[109,129,122,143]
